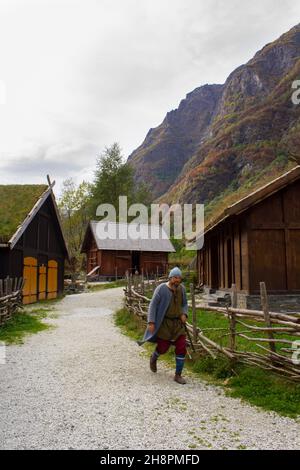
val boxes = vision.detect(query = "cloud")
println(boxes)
[0,0,300,195]
[0,142,98,192]
[0,79,7,105]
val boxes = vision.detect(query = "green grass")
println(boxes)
[192,355,300,416]
[228,366,300,417]
[194,308,297,355]
[87,279,126,292]
[114,307,145,340]
[0,306,54,344]
[115,307,300,418]
[0,184,47,242]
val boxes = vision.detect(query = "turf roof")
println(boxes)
[0,185,48,243]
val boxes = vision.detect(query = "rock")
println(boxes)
[128,23,300,210]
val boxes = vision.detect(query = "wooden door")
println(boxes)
[47,260,58,300]
[131,251,140,273]
[23,257,38,304]
[39,265,47,300]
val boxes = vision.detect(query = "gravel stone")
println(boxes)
[0,287,299,450]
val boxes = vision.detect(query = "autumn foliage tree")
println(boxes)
[59,143,152,274]
[59,179,92,273]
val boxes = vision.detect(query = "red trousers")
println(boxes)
[156,335,187,356]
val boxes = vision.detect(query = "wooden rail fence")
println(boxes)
[0,277,24,326]
[124,276,300,382]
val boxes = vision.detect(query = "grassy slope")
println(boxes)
[162,54,300,219]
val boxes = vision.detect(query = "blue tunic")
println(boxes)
[137,283,188,345]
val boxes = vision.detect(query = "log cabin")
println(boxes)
[197,166,300,311]
[0,182,69,304]
[81,221,175,279]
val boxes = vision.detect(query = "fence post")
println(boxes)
[190,283,198,343]
[8,277,13,295]
[4,277,9,296]
[230,284,237,352]
[141,269,145,296]
[127,274,132,311]
[260,282,276,354]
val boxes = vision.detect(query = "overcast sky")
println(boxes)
[0,0,300,196]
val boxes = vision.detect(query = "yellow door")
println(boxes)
[23,257,38,304]
[39,265,47,300]
[47,260,58,300]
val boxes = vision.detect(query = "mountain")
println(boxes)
[127,24,300,224]
[127,84,224,198]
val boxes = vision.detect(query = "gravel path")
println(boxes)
[0,287,299,450]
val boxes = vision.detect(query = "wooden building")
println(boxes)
[197,166,300,310]
[81,221,175,279]
[0,183,69,304]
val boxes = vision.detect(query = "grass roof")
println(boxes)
[0,185,48,243]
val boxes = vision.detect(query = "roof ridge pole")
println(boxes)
[46,174,56,189]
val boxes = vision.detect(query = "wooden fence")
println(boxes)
[0,277,24,326]
[124,276,300,382]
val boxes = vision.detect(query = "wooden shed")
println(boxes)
[0,182,69,304]
[81,221,175,279]
[197,166,300,310]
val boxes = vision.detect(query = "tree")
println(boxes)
[59,179,92,273]
[90,142,152,219]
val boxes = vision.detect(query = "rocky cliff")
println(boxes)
[128,24,300,223]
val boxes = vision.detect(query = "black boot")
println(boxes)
[150,353,158,373]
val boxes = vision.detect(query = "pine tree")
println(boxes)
[90,142,152,219]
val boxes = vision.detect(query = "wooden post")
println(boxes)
[141,270,145,296]
[260,282,276,354]
[4,277,9,296]
[190,283,197,343]
[230,284,237,352]
[7,297,11,321]
[128,274,132,312]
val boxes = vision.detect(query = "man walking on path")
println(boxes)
[138,267,188,384]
